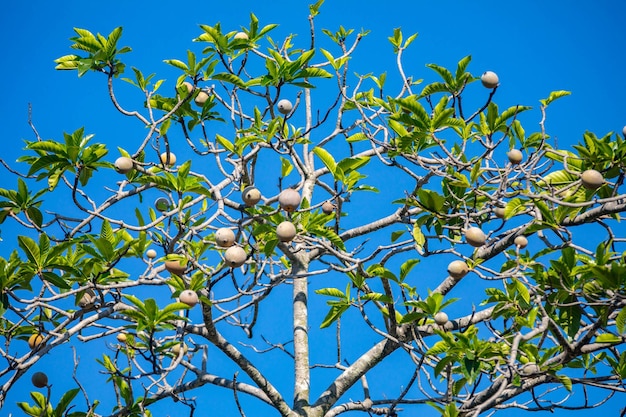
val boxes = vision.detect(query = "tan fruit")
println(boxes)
[321,201,335,215]
[581,169,604,190]
[171,342,188,355]
[494,207,506,219]
[224,246,247,267]
[481,71,499,88]
[514,235,528,248]
[521,362,540,375]
[179,81,194,94]
[447,260,468,279]
[276,221,297,242]
[31,372,48,388]
[434,312,449,325]
[277,99,293,115]
[215,228,236,247]
[179,290,199,307]
[117,333,127,343]
[622,126,626,137]
[165,260,186,275]
[194,90,209,107]
[114,156,134,174]
[160,152,177,166]
[278,188,301,212]
[242,186,262,206]
[507,149,523,165]
[234,31,248,40]
[146,249,158,259]
[78,289,96,308]
[465,227,486,247]
[28,333,45,350]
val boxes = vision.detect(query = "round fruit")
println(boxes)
[494,207,506,219]
[434,312,449,325]
[194,90,209,107]
[117,333,127,343]
[581,169,604,190]
[114,156,134,174]
[179,290,199,307]
[224,246,247,268]
[521,363,540,375]
[177,81,194,95]
[322,201,335,215]
[146,249,158,259]
[622,125,626,137]
[277,99,293,115]
[171,342,188,355]
[276,221,297,242]
[234,31,248,40]
[160,152,177,166]
[242,186,262,206]
[78,289,96,308]
[31,372,48,388]
[447,260,468,279]
[28,334,45,350]
[215,228,236,247]
[164,260,186,275]
[278,188,301,212]
[514,235,528,248]
[481,71,499,88]
[465,227,486,247]
[507,149,523,165]
[154,197,170,212]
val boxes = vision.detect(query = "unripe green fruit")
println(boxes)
[215,228,236,248]
[32,372,48,388]
[278,188,301,212]
[276,221,297,242]
[179,290,199,307]
[146,249,157,259]
[224,246,247,267]
[494,207,506,219]
[117,333,127,343]
[514,235,528,248]
[78,288,96,308]
[194,90,210,107]
[171,342,188,355]
[521,363,540,375]
[465,227,486,247]
[242,186,262,206]
[581,169,604,190]
[277,99,293,115]
[507,149,523,165]
[234,32,248,40]
[481,71,499,88]
[114,157,134,174]
[434,311,449,325]
[165,260,186,276]
[28,333,45,350]
[160,152,176,166]
[322,201,335,215]
[447,260,468,279]
[154,197,170,212]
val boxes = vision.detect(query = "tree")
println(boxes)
[1,3,625,416]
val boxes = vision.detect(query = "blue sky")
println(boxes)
[1,1,626,416]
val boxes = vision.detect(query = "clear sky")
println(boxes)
[1,0,625,416]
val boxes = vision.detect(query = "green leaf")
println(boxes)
[595,334,621,343]
[540,90,571,106]
[616,307,626,335]
[400,259,420,281]
[313,147,337,177]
